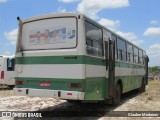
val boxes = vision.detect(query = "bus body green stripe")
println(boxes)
[85,77,107,100]
[115,61,145,69]
[15,55,105,66]
[15,77,85,92]
[16,56,85,64]
[115,75,144,93]
[15,76,144,100]
[15,77,107,100]
[86,56,105,66]
[16,55,144,68]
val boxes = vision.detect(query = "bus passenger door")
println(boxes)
[105,39,115,98]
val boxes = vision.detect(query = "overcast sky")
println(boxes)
[0,0,160,66]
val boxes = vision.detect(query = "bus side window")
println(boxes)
[142,51,146,65]
[86,39,93,55]
[85,21,103,57]
[133,47,139,64]
[139,49,143,64]
[7,58,15,71]
[127,43,134,63]
[117,38,127,61]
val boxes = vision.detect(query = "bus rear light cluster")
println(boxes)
[1,71,4,79]
[16,81,25,85]
[67,83,82,88]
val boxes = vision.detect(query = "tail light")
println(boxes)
[16,81,25,85]
[68,83,82,88]
[67,93,72,95]
[1,71,4,79]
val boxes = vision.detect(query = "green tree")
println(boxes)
[148,66,159,75]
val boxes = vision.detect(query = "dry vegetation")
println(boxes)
[0,90,13,98]
[114,79,160,111]
[103,79,160,120]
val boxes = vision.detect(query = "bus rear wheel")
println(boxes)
[139,79,146,92]
[66,100,82,104]
[8,85,14,89]
[113,83,121,105]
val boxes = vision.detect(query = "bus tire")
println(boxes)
[8,85,14,89]
[140,78,146,92]
[66,100,82,104]
[113,83,121,105]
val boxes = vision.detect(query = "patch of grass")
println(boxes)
[144,92,149,96]
[0,90,13,97]
[146,95,153,101]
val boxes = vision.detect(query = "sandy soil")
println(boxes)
[115,80,160,111]
[0,80,160,120]
[103,80,160,120]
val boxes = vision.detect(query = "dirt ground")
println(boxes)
[0,79,160,120]
[115,79,160,111]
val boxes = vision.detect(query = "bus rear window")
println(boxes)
[21,17,77,50]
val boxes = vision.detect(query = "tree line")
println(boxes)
[148,66,160,75]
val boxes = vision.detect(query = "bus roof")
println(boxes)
[20,13,145,53]
[22,13,83,23]
[0,55,15,58]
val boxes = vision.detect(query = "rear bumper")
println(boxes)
[0,79,5,85]
[0,79,15,85]
[13,88,84,100]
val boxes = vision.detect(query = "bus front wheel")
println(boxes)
[113,83,121,105]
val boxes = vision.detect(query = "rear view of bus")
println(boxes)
[14,13,85,100]
[0,56,15,88]
[14,13,149,104]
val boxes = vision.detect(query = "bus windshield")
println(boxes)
[7,58,15,71]
[21,17,77,50]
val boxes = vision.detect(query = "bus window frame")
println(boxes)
[7,58,15,71]
[126,42,134,63]
[19,16,78,52]
[138,49,143,64]
[111,34,118,60]
[85,20,104,58]
[117,38,127,62]
[133,46,139,64]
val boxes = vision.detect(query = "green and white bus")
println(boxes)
[14,13,149,105]
[0,55,15,88]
